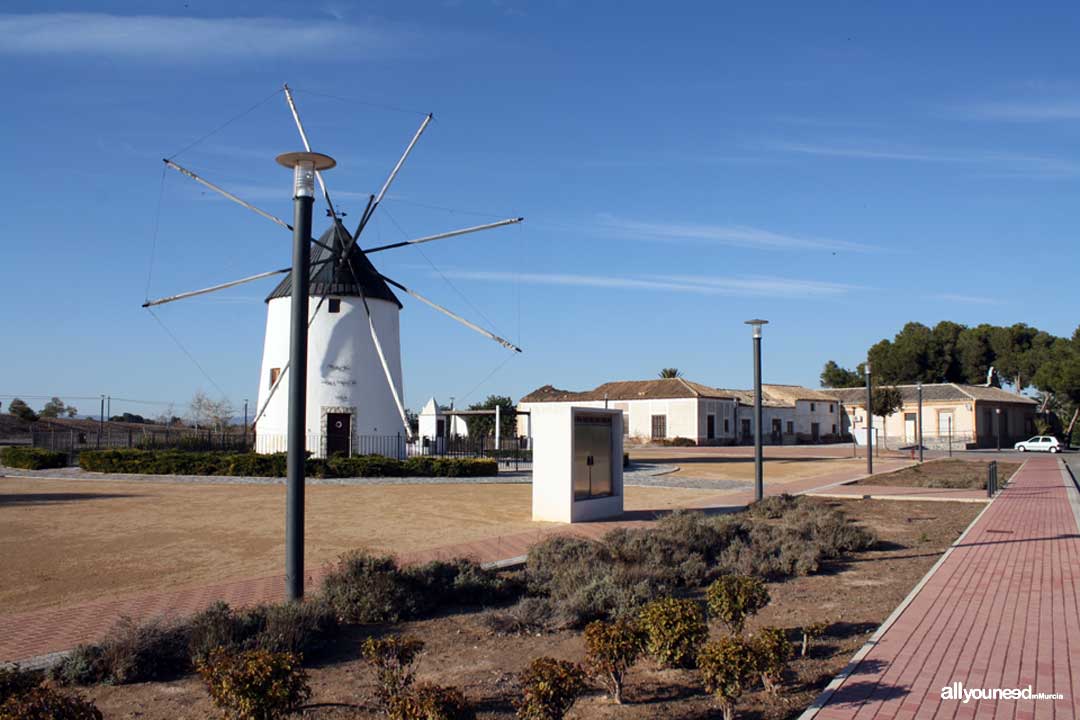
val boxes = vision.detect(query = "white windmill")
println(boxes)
[143,85,523,459]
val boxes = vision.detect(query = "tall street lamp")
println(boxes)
[995,407,1002,452]
[744,319,768,503]
[865,362,873,476]
[276,150,336,601]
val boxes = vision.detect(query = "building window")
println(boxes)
[651,415,667,440]
[830,404,834,413]
[622,413,629,436]
[810,402,816,412]
[786,421,794,435]
[724,418,730,433]
[328,298,341,313]
[269,367,281,389]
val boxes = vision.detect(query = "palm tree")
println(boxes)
[658,368,682,379]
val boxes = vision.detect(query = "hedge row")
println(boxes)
[78,449,497,478]
[0,446,68,470]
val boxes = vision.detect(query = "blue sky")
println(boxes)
[2,1,1079,419]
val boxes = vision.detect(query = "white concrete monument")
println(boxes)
[531,405,623,523]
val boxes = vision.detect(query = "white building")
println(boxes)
[417,397,470,447]
[255,222,406,457]
[518,379,842,445]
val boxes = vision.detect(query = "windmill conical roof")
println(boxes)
[266,222,402,307]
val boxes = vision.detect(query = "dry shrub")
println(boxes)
[746,494,800,520]
[637,598,708,669]
[583,619,645,704]
[324,552,517,625]
[196,647,310,720]
[52,617,190,685]
[361,635,425,715]
[750,626,792,693]
[697,635,759,720]
[0,667,41,704]
[485,597,557,635]
[514,657,586,720]
[393,682,474,720]
[0,687,102,720]
[705,575,770,634]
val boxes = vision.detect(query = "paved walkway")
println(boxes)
[0,457,911,664]
[803,457,1080,719]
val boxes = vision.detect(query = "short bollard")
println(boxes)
[987,461,998,497]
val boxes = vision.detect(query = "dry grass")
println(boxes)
[854,459,1023,489]
[0,479,721,614]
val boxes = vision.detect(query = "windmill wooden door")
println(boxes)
[327,413,351,457]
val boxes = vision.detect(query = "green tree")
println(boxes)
[930,321,966,382]
[39,396,67,418]
[957,324,997,385]
[464,395,516,439]
[1034,328,1080,441]
[820,360,863,388]
[658,368,682,379]
[7,398,37,422]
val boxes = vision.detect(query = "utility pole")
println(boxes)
[98,394,105,449]
[865,362,873,476]
[276,150,336,601]
[745,319,768,502]
[106,395,111,421]
[917,382,924,463]
[243,399,249,448]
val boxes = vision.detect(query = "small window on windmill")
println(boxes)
[328,298,341,313]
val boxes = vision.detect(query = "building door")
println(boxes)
[650,415,667,440]
[326,413,351,456]
[741,418,751,440]
[904,413,917,443]
[811,422,820,442]
[706,414,716,440]
[771,418,782,442]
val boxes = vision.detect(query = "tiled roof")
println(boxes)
[519,378,740,403]
[819,383,1037,406]
[761,384,836,404]
[518,379,825,407]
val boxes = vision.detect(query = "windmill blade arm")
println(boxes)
[364,217,524,254]
[353,114,432,241]
[282,83,337,219]
[142,258,333,308]
[378,274,522,353]
[164,159,292,232]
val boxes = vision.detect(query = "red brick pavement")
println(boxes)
[0,458,911,663]
[803,457,1080,720]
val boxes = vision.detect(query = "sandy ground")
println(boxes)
[0,479,722,615]
[629,446,870,483]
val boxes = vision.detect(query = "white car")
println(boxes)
[1014,436,1062,453]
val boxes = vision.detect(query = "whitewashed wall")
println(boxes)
[255,295,404,455]
[793,399,840,436]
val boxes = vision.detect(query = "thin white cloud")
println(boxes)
[595,215,874,253]
[770,141,1080,178]
[435,269,858,298]
[0,13,423,60]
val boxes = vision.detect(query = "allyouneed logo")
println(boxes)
[941,682,1064,703]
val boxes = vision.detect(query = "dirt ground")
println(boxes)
[0,479,723,614]
[630,446,870,484]
[82,498,982,719]
[853,458,1022,489]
